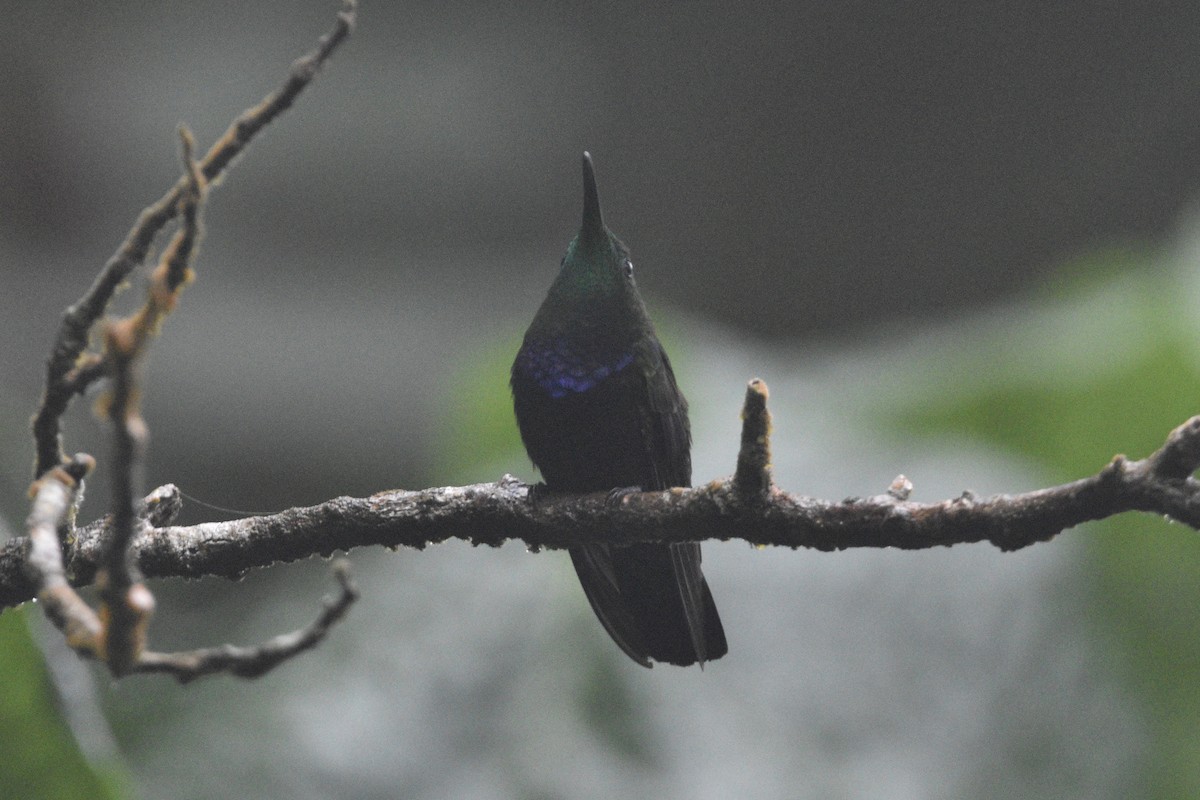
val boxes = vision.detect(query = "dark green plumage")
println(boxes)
[511,153,726,667]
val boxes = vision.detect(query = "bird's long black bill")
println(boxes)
[580,151,606,242]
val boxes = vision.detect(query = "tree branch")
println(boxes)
[12,0,1200,683]
[6,392,1200,611]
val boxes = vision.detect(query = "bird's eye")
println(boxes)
[623,259,634,278]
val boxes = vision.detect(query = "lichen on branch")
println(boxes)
[7,391,1200,614]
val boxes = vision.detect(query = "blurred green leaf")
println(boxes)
[903,335,1200,475]
[896,255,1200,799]
[0,609,125,800]
[433,331,529,484]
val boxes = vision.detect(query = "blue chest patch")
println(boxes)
[516,341,634,399]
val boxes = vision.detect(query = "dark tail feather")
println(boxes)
[668,542,727,665]
[572,543,726,667]
[570,545,652,667]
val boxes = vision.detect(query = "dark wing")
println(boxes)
[638,340,691,491]
[636,340,727,664]
[513,347,656,666]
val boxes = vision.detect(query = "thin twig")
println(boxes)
[94,326,154,675]
[733,378,772,497]
[133,560,358,683]
[19,0,360,682]
[24,454,102,655]
[200,0,356,182]
[91,124,208,675]
[30,0,357,479]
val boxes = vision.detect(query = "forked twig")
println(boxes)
[20,0,359,682]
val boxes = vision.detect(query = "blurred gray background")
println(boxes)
[5,1,1200,397]
[2,1,1198,798]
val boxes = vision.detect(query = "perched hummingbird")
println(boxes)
[511,153,727,667]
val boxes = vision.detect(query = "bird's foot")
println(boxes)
[605,486,642,508]
[527,482,551,507]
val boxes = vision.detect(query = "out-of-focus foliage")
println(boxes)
[433,332,527,484]
[0,609,125,800]
[898,248,1200,799]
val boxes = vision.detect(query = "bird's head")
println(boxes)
[555,152,638,305]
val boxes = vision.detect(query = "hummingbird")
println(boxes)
[511,152,727,667]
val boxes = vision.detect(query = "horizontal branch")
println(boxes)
[3,410,1199,610]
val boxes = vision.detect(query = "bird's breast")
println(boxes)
[514,338,635,399]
